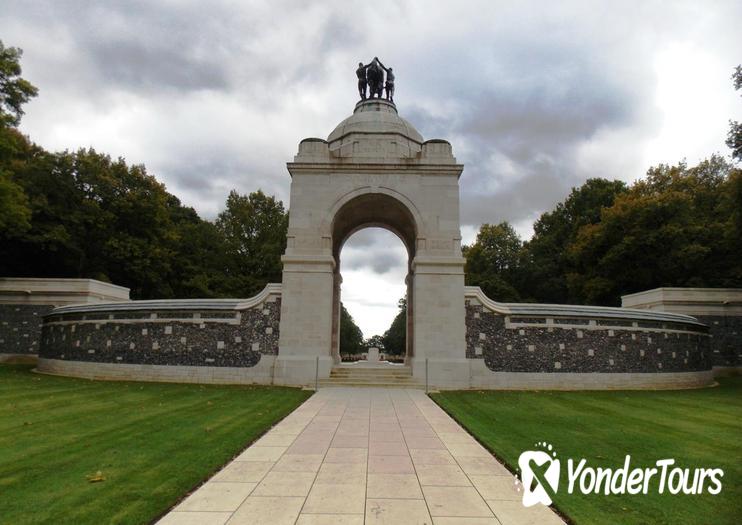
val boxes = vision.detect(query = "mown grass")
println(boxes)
[0,364,311,524]
[431,378,741,525]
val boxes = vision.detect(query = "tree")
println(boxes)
[382,296,406,355]
[463,222,523,301]
[569,156,741,304]
[727,65,742,162]
[0,146,189,298]
[523,178,627,303]
[365,335,385,351]
[0,170,30,232]
[339,303,365,355]
[0,127,32,233]
[215,190,288,297]
[0,41,38,127]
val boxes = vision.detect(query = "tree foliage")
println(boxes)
[0,126,287,299]
[0,40,38,127]
[365,335,385,352]
[727,65,742,162]
[568,156,741,304]
[522,178,628,303]
[381,296,406,355]
[339,303,365,355]
[463,222,524,302]
[215,190,288,297]
[463,158,741,306]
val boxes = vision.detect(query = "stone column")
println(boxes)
[274,255,336,385]
[410,256,468,385]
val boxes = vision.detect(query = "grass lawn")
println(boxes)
[0,364,312,525]
[431,378,741,525]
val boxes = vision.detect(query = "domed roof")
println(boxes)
[327,99,423,144]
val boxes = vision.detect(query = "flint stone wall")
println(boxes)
[0,278,130,359]
[465,300,711,374]
[39,297,280,368]
[695,315,741,368]
[0,305,52,356]
[621,288,741,371]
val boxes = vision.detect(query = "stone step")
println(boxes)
[317,380,425,389]
[331,367,412,376]
[330,370,412,377]
[325,376,420,384]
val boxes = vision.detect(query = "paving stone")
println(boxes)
[296,515,364,525]
[487,499,564,525]
[415,464,472,487]
[469,475,520,500]
[234,446,286,462]
[367,473,423,499]
[211,461,274,483]
[366,498,432,525]
[423,486,493,517]
[368,454,415,474]
[252,471,315,497]
[303,482,366,514]
[156,511,232,525]
[227,496,305,524]
[176,482,255,512]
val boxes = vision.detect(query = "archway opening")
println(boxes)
[338,228,408,363]
[330,192,418,365]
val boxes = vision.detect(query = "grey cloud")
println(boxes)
[401,37,651,230]
[86,40,229,92]
[341,229,408,274]
[3,0,739,240]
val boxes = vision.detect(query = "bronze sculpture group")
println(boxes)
[357,57,394,102]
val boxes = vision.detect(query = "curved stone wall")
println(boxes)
[36,285,281,384]
[35,283,716,389]
[462,287,713,389]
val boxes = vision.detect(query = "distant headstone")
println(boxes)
[366,347,380,362]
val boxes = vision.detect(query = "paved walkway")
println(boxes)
[158,388,564,525]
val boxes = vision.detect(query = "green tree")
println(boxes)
[365,335,385,352]
[215,190,288,297]
[727,65,742,162]
[0,164,31,232]
[0,41,36,233]
[0,146,189,298]
[523,178,627,303]
[339,303,365,355]
[382,296,407,355]
[463,222,523,301]
[0,41,38,127]
[569,155,741,304]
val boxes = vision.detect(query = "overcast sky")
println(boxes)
[2,0,740,337]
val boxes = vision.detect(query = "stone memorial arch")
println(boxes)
[33,59,715,391]
[274,98,467,384]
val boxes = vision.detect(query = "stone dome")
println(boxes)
[293,98,456,164]
[326,99,424,160]
[327,99,423,143]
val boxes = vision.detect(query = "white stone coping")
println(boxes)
[45,283,282,316]
[621,287,742,314]
[0,277,130,304]
[465,286,706,328]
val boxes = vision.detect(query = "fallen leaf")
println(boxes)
[87,471,106,483]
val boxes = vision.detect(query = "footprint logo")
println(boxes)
[518,442,560,507]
